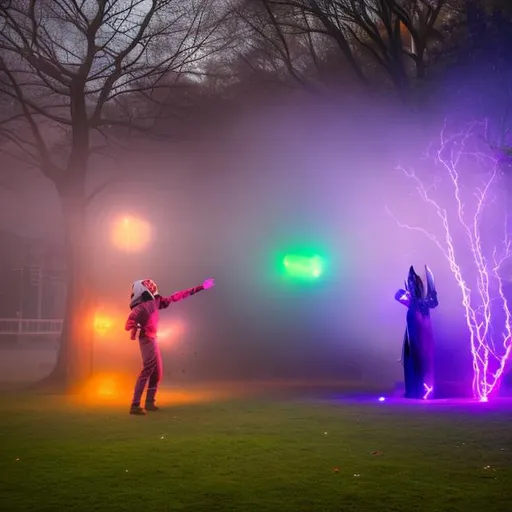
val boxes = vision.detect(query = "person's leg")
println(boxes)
[130,338,157,415]
[145,343,163,410]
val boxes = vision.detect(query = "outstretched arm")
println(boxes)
[159,278,215,309]
[159,285,204,308]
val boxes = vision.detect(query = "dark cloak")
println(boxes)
[395,265,439,399]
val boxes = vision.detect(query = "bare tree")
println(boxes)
[232,0,366,90]
[0,0,229,391]
[250,0,449,99]
[433,1,512,159]
[231,0,321,90]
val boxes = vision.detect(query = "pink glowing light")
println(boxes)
[158,320,186,347]
[423,383,434,400]
[387,122,512,401]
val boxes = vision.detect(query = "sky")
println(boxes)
[0,92,506,391]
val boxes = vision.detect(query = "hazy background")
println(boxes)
[0,95,476,390]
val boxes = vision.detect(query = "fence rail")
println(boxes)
[0,318,63,335]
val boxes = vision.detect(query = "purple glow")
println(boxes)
[388,123,512,401]
[423,383,434,400]
[324,394,512,410]
[378,396,386,402]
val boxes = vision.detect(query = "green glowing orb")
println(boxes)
[283,254,324,279]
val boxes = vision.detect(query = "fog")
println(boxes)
[0,95,499,391]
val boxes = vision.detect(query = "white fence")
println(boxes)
[0,318,63,335]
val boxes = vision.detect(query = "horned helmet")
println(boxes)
[406,266,424,300]
[405,265,436,301]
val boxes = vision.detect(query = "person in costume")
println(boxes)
[394,265,438,399]
[125,277,215,415]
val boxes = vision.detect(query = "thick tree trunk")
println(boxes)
[38,185,96,393]
[35,80,94,394]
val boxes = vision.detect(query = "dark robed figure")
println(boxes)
[395,266,439,399]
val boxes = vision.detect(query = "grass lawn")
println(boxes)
[0,390,511,512]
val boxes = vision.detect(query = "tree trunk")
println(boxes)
[38,184,96,393]
[35,79,94,394]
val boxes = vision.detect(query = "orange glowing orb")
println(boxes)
[94,314,113,336]
[112,215,152,252]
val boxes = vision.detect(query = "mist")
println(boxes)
[0,92,487,392]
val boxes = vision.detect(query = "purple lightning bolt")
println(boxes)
[387,122,512,401]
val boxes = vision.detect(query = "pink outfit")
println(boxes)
[125,286,204,339]
[125,285,204,408]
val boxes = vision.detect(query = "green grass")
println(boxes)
[0,393,511,512]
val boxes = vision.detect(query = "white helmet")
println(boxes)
[130,278,159,308]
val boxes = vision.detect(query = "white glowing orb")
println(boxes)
[112,215,152,252]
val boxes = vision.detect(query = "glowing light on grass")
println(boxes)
[81,373,129,403]
[283,254,324,279]
[112,215,152,252]
[76,376,242,407]
[97,377,117,398]
[387,122,512,401]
